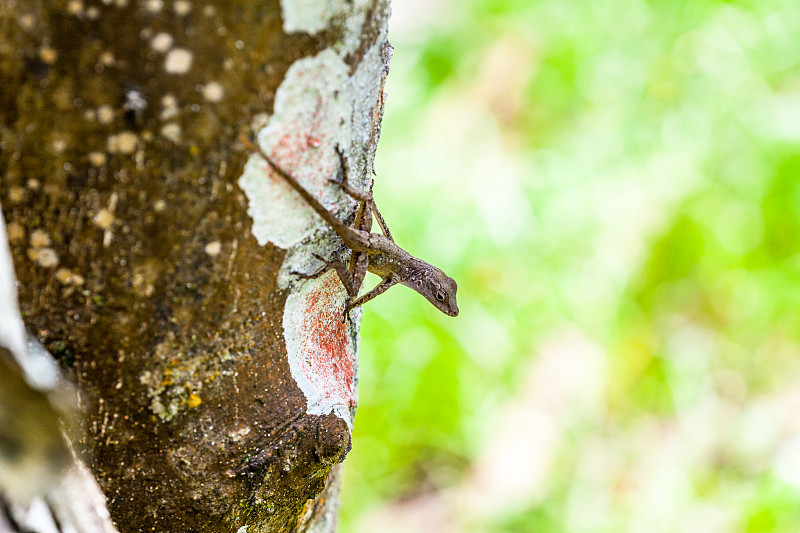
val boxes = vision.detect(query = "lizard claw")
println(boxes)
[341,298,353,323]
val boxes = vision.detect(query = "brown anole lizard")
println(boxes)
[240,135,459,317]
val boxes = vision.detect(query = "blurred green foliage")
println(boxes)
[341,0,800,531]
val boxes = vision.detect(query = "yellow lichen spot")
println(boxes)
[27,179,40,190]
[39,45,58,65]
[187,392,202,408]
[88,151,107,167]
[204,241,222,256]
[97,104,115,124]
[153,199,167,212]
[30,228,51,248]
[93,208,115,229]
[6,223,24,242]
[107,131,139,154]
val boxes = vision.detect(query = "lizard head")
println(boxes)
[406,267,459,317]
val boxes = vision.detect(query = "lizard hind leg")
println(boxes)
[332,147,394,242]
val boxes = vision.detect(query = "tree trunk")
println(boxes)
[0,0,391,531]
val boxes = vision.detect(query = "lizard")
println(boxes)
[240,135,459,317]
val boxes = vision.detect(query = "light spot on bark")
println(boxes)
[6,223,24,242]
[51,139,67,154]
[93,209,115,230]
[97,105,115,124]
[204,241,222,256]
[28,248,59,268]
[174,0,192,16]
[144,0,163,14]
[39,45,58,64]
[160,122,182,143]
[30,229,51,248]
[55,268,84,285]
[66,0,84,16]
[201,81,225,102]
[98,50,115,66]
[150,32,173,53]
[160,93,179,120]
[88,151,107,167]
[164,48,193,74]
[18,14,35,31]
[8,187,25,203]
[107,131,138,154]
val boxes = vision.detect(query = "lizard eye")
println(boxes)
[435,290,446,302]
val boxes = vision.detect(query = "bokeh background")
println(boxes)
[340,0,800,531]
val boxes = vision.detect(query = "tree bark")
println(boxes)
[0,1,391,531]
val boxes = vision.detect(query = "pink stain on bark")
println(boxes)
[294,275,356,409]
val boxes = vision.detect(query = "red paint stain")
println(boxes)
[296,275,356,408]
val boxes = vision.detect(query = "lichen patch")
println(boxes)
[238,49,351,249]
[283,272,358,428]
[280,0,372,55]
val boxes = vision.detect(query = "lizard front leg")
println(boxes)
[346,276,400,311]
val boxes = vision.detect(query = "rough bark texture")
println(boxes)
[0,0,391,531]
